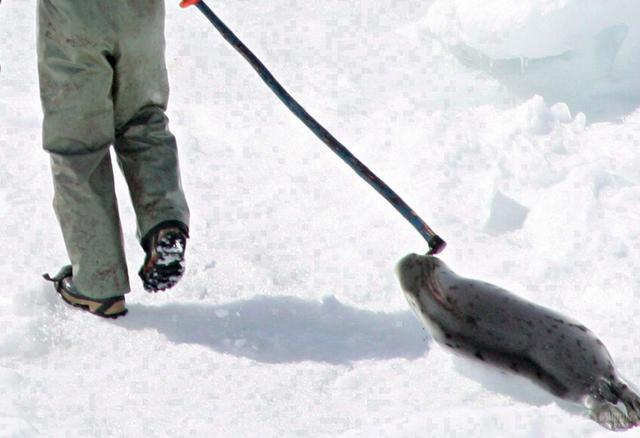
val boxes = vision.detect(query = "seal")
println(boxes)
[396,253,640,431]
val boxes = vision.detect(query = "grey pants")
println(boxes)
[37,0,190,299]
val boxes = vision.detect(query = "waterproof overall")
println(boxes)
[37,0,190,299]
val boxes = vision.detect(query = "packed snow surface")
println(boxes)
[1,0,640,436]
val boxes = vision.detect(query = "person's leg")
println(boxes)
[110,0,190,292]
[112,0,190,243]
[37,0,130,299]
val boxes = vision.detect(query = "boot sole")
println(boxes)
[139,231,186,293]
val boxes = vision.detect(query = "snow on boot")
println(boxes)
[139,226,188,292]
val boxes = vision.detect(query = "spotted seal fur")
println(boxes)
[396,253,640,431]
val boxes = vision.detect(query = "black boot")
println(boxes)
[139,222,189,292]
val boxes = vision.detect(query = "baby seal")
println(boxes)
[396,253,640,431]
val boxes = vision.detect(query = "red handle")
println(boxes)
[180,0,201,8]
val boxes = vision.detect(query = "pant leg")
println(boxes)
[37,0,130,298]
[112,0,190,242]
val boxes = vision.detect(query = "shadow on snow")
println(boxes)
[116,295,429,365]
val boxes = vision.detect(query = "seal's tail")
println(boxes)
[587,377,640,431]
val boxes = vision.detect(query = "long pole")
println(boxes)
[180,0,446,254]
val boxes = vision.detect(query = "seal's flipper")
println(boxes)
[586,378,640,431]
[615,381,640,425]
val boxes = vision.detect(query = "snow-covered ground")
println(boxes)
[1,0,640,436]
[425,0,640,121]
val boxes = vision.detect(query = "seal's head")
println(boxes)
[395,253,443,297]
[396,253,452,337]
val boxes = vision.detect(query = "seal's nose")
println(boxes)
[396,253,418,271]
[395,253,422,292]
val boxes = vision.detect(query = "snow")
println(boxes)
[1,0,639,436]
[426,0,640,121]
